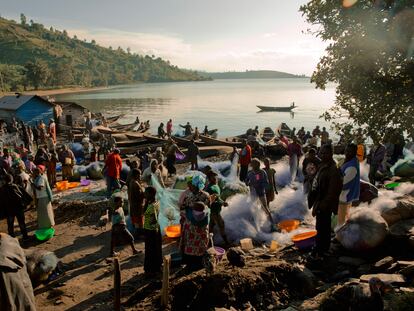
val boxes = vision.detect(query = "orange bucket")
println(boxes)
[278,219,300,232]
[165,225,181,238]
[56,181,68,191]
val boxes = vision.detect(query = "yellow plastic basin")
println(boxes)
[165,225,181,238]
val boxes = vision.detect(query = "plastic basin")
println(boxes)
[80,179,91,186]
[278,219,300,232]
[165,225,181,238]
[35,227,55,241]
[385,182,401,190]
[292,231,317,250]
[214,246,226,262]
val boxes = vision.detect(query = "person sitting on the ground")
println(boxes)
[0,233,37,310]
[338,143,360,227]
[109,196,138,257]
[307,144,342,258]
[143,186,162,275]
[246,158,276,231]
[205,171,229,245]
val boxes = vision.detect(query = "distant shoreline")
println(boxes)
[2,86,109,97]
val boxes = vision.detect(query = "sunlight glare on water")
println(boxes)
[57,78,336,137]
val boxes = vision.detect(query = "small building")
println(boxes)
[0,94,55,126]
[56,101,88,127]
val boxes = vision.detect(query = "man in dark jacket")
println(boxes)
[1,174,29,240]
[308,144,342,257]
[187,139,199,170]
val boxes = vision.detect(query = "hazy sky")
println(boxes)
[1,0,326,75]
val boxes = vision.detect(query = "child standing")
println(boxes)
[110,196,138,257]
[143,186,162,275]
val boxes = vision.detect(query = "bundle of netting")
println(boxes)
[86,162,104,180]
[24,249,59,288]
[336,208,388,251]
[391,149,414,178]
[151,174,183,234]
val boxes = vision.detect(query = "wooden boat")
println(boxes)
[257,103,297,112]
[125,130,150,140]
[172,135,205,148]
[118,142,165,155]
[106,114,124,124]
[199,135,242,148]
[265,142,288,156]
[276,123,292,137]
[110,122,138,131]
[115,138,147,147]
[260,127,275,142]
[143,135,170,144]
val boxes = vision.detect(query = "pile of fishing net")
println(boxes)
[391,149,414,178]
[336,208,388,251]
[86,162,104,180]
[69,143,84,158]
[152,175,183,234]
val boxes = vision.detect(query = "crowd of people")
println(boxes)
[1,113,412,310]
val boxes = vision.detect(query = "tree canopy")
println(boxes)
[300,0,414,140]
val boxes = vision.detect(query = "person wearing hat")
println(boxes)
[32,166,55,230]
[48,119,56,144]
[103,148,122,198]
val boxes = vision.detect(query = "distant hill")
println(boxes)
[200,70,307,79]
[0,15,205,92]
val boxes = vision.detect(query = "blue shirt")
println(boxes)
[340,157,360,203]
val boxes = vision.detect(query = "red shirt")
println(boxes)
[239,145,252,166]
[105,153,122,179]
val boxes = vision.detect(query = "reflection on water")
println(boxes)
[56,78,336,137]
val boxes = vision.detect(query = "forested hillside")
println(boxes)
[0,15,204,91]
[201,70,306,79]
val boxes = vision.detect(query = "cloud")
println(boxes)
[67,27,327,75]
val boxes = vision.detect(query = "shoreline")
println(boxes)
[1,86,109,97]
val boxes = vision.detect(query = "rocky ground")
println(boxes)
[1,157,414,310]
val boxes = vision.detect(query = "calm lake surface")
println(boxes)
[56,78,336,137]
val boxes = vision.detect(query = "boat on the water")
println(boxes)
[257,102,297,112]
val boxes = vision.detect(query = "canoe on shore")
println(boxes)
[178,146,233,163]
[110,122,138,131]
[143,135,170,144]
[115,138,147,147]
[172,135,205,148]
[199,135,242,148]
[265,142,288,156]
[118,142,165,156]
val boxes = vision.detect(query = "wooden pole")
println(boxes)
[160,255,171,308]
[114,257,121,311]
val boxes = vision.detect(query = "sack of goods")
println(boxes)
[336,209,388,251]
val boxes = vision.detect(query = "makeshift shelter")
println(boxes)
[0,94,55,125]
[56,101,88,127]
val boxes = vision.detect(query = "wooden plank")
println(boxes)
[160,255,171,307]
[114,258,121,311]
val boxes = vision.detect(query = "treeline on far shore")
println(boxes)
[0,15,207,92]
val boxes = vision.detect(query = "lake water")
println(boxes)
[56,78,336,137]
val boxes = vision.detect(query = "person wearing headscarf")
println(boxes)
[128,168,145,232]
[180,175,211,270]
[0,233,37,311]
[142,159,165,187]
[32,166,55,229]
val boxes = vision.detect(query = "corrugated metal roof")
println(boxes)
[0,95,54,111]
